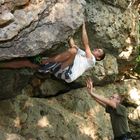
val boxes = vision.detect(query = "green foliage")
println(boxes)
[134,21,140,73]
[136,46,140,63]
[136,55,140,63]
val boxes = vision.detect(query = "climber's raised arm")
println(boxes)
[82,22,93,59]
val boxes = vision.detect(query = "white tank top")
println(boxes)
[64,48,96,83]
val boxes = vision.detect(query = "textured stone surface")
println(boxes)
[0,69,33,100]
[0,91,112,140]
[0,11,14,25]
[86,0,136,52]
[0,0,139,139]
[0,79,139,139]
[0,0,138,62]
[0,0,85,60]
[101,0,131,9]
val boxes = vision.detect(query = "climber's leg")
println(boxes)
[0,59,39,69]
[61,48,77,69]
[38,47,77,73]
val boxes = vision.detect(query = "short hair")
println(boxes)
[97,49,105,61]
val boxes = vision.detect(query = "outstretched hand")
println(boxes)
[86,78,93,95]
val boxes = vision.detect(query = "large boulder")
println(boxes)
[0,79,139,139]
[0,91,112,140]
[85,0,138,53]
[0,0,85,60]
[0,69,33,100]
[0,0,139,102]
[0,0,139,139]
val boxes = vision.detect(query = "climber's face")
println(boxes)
[92,48,104,61]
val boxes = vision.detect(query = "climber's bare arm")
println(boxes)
[68,37,77,48]
[82,22,93,59]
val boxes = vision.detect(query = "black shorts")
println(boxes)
[38,62,73,81]
[51,63,73,81]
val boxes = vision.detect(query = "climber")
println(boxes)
[38,22,105,83]
[0,22,105,83]
[86,78,132,140]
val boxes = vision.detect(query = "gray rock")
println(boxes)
[86,0,135,52]
[14,0,29,6]
[0,69,33,100]
[0,0,85,60]
[0,78,140,139]
[101,0,131,9]
[0,0,4,5]
[0,11,14,25]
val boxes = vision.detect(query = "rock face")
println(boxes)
[0,0,85,60]
[0,80,140,140]
[0,11,14,25]
[0,89,114,140]
[0,0,140,139]
[0,0,138,60]
[86,0,134,51]
[0,69,34,100]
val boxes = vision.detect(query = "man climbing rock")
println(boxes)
[38,22,105,83]
[0,22,105,83]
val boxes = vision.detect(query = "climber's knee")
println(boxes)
[68,47,78,56]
